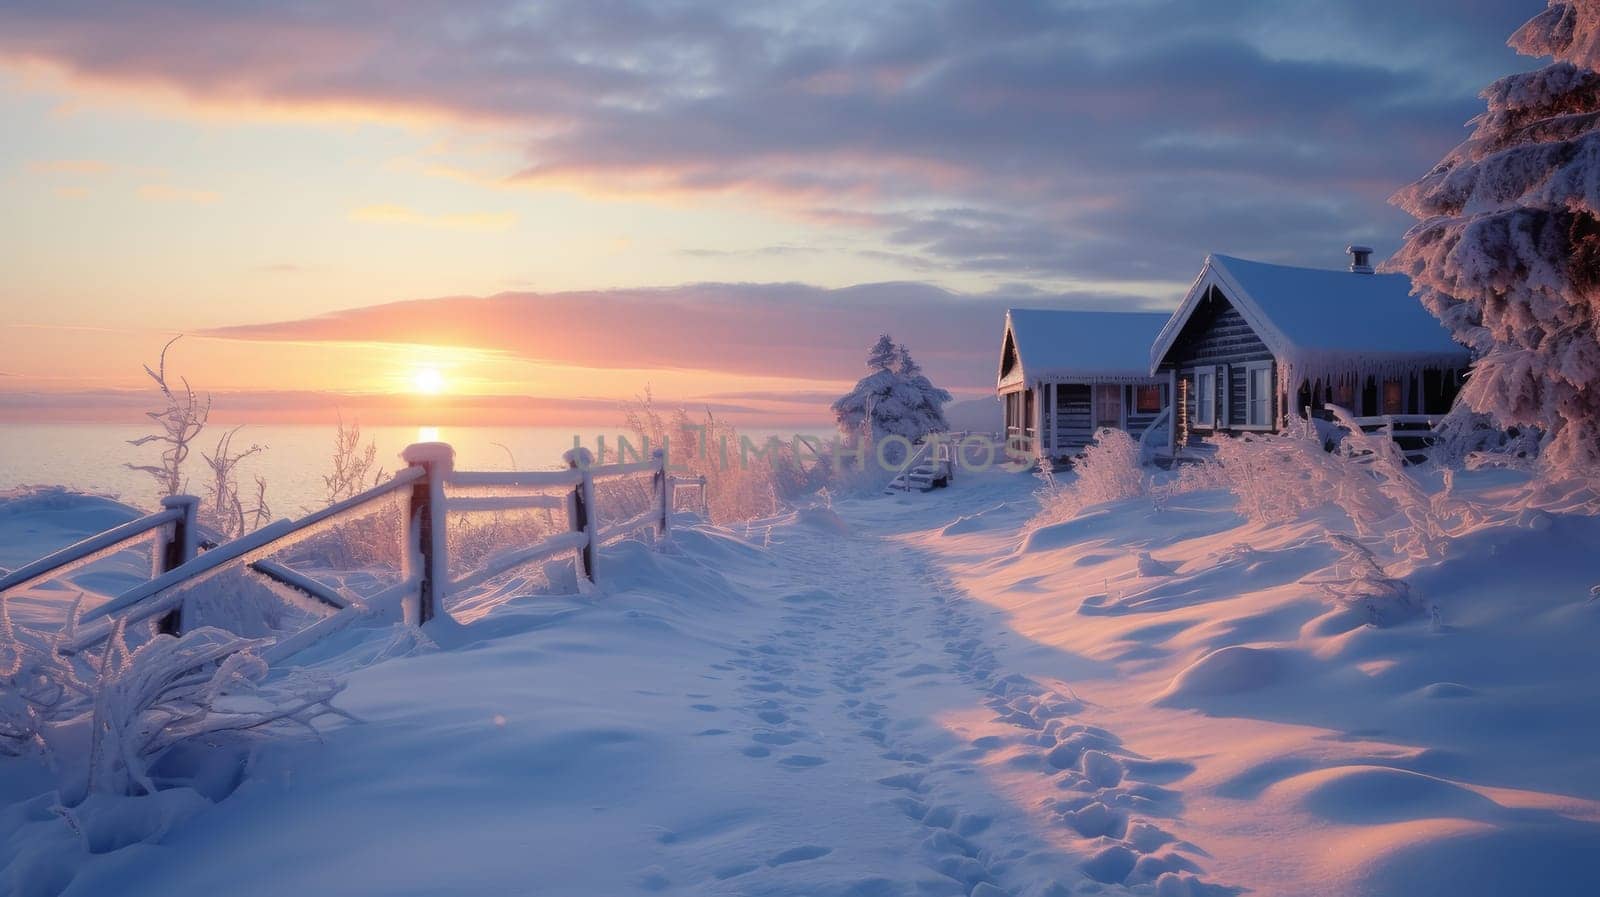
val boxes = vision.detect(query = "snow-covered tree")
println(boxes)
[1388,0,1600,468]
[832,334,952,442]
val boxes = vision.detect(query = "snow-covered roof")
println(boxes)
[1001,309,1170,387]
[1150,254,1471,382]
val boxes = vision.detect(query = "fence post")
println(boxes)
[653,448,670,541]
[401,442,454,625]
[698,476,709,517]
[154,494,200,636]
[563,447,597,588]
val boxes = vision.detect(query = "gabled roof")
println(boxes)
[1150,254,1471,381]
[1000,308,1170,387]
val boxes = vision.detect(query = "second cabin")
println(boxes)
[1149,248,1472,456]
[998,309,1172,461]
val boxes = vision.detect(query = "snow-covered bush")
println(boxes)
[1326,407,1452,562]
[1425,405,1527,469]
[1308,533,1424,627]
[199,426,270,539]
[827,417,899,496]
[126,337,210,501]
[323,415,384,505]
[1208,433,1362,526]
[622,393,805,523]
[1388,0,1600,470]
[1,596,80,759]
[1031,429,1150,527]
[1,601,344,803]
[832,335,952,447]
[1188,416,1455,564]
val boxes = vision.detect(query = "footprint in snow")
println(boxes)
[779,754,827,768]
[768,845,832,866]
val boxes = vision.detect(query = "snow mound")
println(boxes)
[1356,824,1600,897]
[1271,765,1501,825]
[0,487,143,572]
[1020,510,1114,553]
[667,526,769,565]
[793,506,849,535]
[1156,645,1294,704]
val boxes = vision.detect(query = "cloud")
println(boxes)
[26,158,111,175]
[202,280,1159,392]
[0,387,765,427]
[138,183,219,203]
[0,0,1536,285]
[349,204,517,231]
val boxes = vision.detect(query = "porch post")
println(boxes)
[1167,369,1178,455]
[1032,382,1045,461]
[1047,382,1057,458]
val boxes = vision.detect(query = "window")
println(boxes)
[1094,384,1121,428]
[1245,362,1273,428]
[1195,369,1216,428]
[1382,379,1404,415]
[1331,379,1355,410]
[1135,385,1163,414]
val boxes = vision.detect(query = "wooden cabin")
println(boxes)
[998,309,1172,461]
[1149,249,1472,456]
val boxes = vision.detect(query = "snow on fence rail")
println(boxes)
[1,442,709,661]
[0,495,199,614]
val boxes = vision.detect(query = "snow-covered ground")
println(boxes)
[3,467,1599,896]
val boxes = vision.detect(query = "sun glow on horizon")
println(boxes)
[412,366,446,395]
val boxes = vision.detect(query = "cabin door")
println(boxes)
[1094,385,1121,429]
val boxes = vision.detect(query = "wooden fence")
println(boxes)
[0,443,709,660]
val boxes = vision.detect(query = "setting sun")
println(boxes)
[412,366,445,395]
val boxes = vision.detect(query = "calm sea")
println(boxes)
[0,423,828,514]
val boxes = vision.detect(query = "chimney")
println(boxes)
[1347,244,1374,274]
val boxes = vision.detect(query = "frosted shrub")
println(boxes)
[1197,415,1454,565]
[0,597,80,758]
[1074,428,1149,504]
[1308,533,1423,626]
[199,425,270,539]
[1,602,345,802]
[830,419,897,496]
[323,415,384,505]
[65,623,344,801]
[1426,405,1526,470]
[1209,434,1349,525]
[1031,429,1150,527]
[126,337,210,501]
[623,393,803,524]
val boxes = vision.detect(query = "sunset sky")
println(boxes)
[0,0,1533,426]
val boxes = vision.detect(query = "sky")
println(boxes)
[0,0,1540,427]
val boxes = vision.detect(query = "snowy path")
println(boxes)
[632,504,1219,896]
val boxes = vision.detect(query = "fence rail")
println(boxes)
[12,443,706,662]
[0,499,191,596]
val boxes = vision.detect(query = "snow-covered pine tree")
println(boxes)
[832,334,952,443]
[1388,0,1600,468]
[895,343,952,434]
